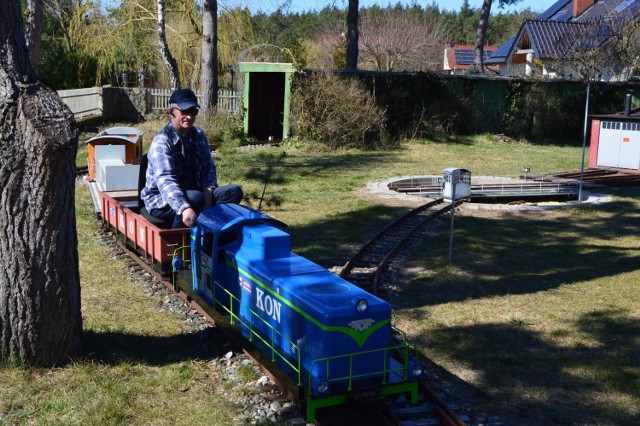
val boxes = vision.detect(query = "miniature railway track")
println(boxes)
[330,200,469,425]
[92,164,637,426]
[338,198,457,296]
[390,180,578,200]
[543,167,640,186]
[387,167,640,201]
[315,382,467,426]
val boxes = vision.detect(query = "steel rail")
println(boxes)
[371,201,457,295]
[339,198,456,296]
[340,198,444,277]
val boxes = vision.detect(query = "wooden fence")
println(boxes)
[149,88,242,114]
[57,87,103,120]
[58,87,242,121]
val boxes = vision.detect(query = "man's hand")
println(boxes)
[182,207,197,227]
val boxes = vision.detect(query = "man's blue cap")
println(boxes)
[169,89,200,110]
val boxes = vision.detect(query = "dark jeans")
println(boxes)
[150,185,243,229]
[212,184,244,205]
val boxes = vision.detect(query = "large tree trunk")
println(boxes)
[200,0,218,113]
[345,0,359,71]
[156,0,181,89]
[474,0,492,74]
[1,0,81,366]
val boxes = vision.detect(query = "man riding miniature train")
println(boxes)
[141,88,243,228]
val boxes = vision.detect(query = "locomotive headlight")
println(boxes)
[312,378,330,396]
[355,298,368,313]
[408,357,424,379]
[317,381,329,394]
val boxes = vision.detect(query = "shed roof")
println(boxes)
[591,108,640,120]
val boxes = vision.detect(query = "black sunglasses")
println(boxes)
[178,108,199,117]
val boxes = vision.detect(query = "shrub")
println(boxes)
[291,72,388,149]
[197,110,247,150]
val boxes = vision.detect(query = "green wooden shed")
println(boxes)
[238,62,294,142]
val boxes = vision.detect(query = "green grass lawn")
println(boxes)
[4,122,635,425]
[223,135,639,425]
[394,194,640,425]
[0,185,260,425]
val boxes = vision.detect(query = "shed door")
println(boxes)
[248,72,285,141]
[597,121,621,167]
[619,122,640,170]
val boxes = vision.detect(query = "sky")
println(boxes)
[236,0,561,15]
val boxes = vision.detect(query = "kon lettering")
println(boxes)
[256,288,282,323]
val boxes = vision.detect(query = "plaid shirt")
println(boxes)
[141,122,217,215]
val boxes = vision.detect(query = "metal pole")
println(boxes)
[578,82,591,206]
[448,181,456,264]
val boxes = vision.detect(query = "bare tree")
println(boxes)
[156,0,181,89]
[556,12,640,81]
[604,15,640,81]
[1,0,81,366]
[474,0,521,73]
[359,10,449,71]
[345,0,359,70]
[200,0,218,112]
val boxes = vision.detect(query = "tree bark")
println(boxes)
[474,0,492,74]
[474,0,522,74]
[156,0,181,89]
[200,0,218,113]
[345,0,359,71]
[1,0,81,366]
[24,0,43,74]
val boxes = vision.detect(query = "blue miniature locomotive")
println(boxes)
[187,204,420,420]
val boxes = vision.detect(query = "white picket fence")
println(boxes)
[150,88,242,114]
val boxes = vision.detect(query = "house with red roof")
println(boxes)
[443,43,499,74]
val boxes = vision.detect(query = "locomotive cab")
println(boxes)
[191,204,287,313]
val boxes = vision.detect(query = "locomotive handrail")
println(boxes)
[307,343,416,391]
[305,345,420,422]
[171,245,192,292]
[212,279,302,384]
